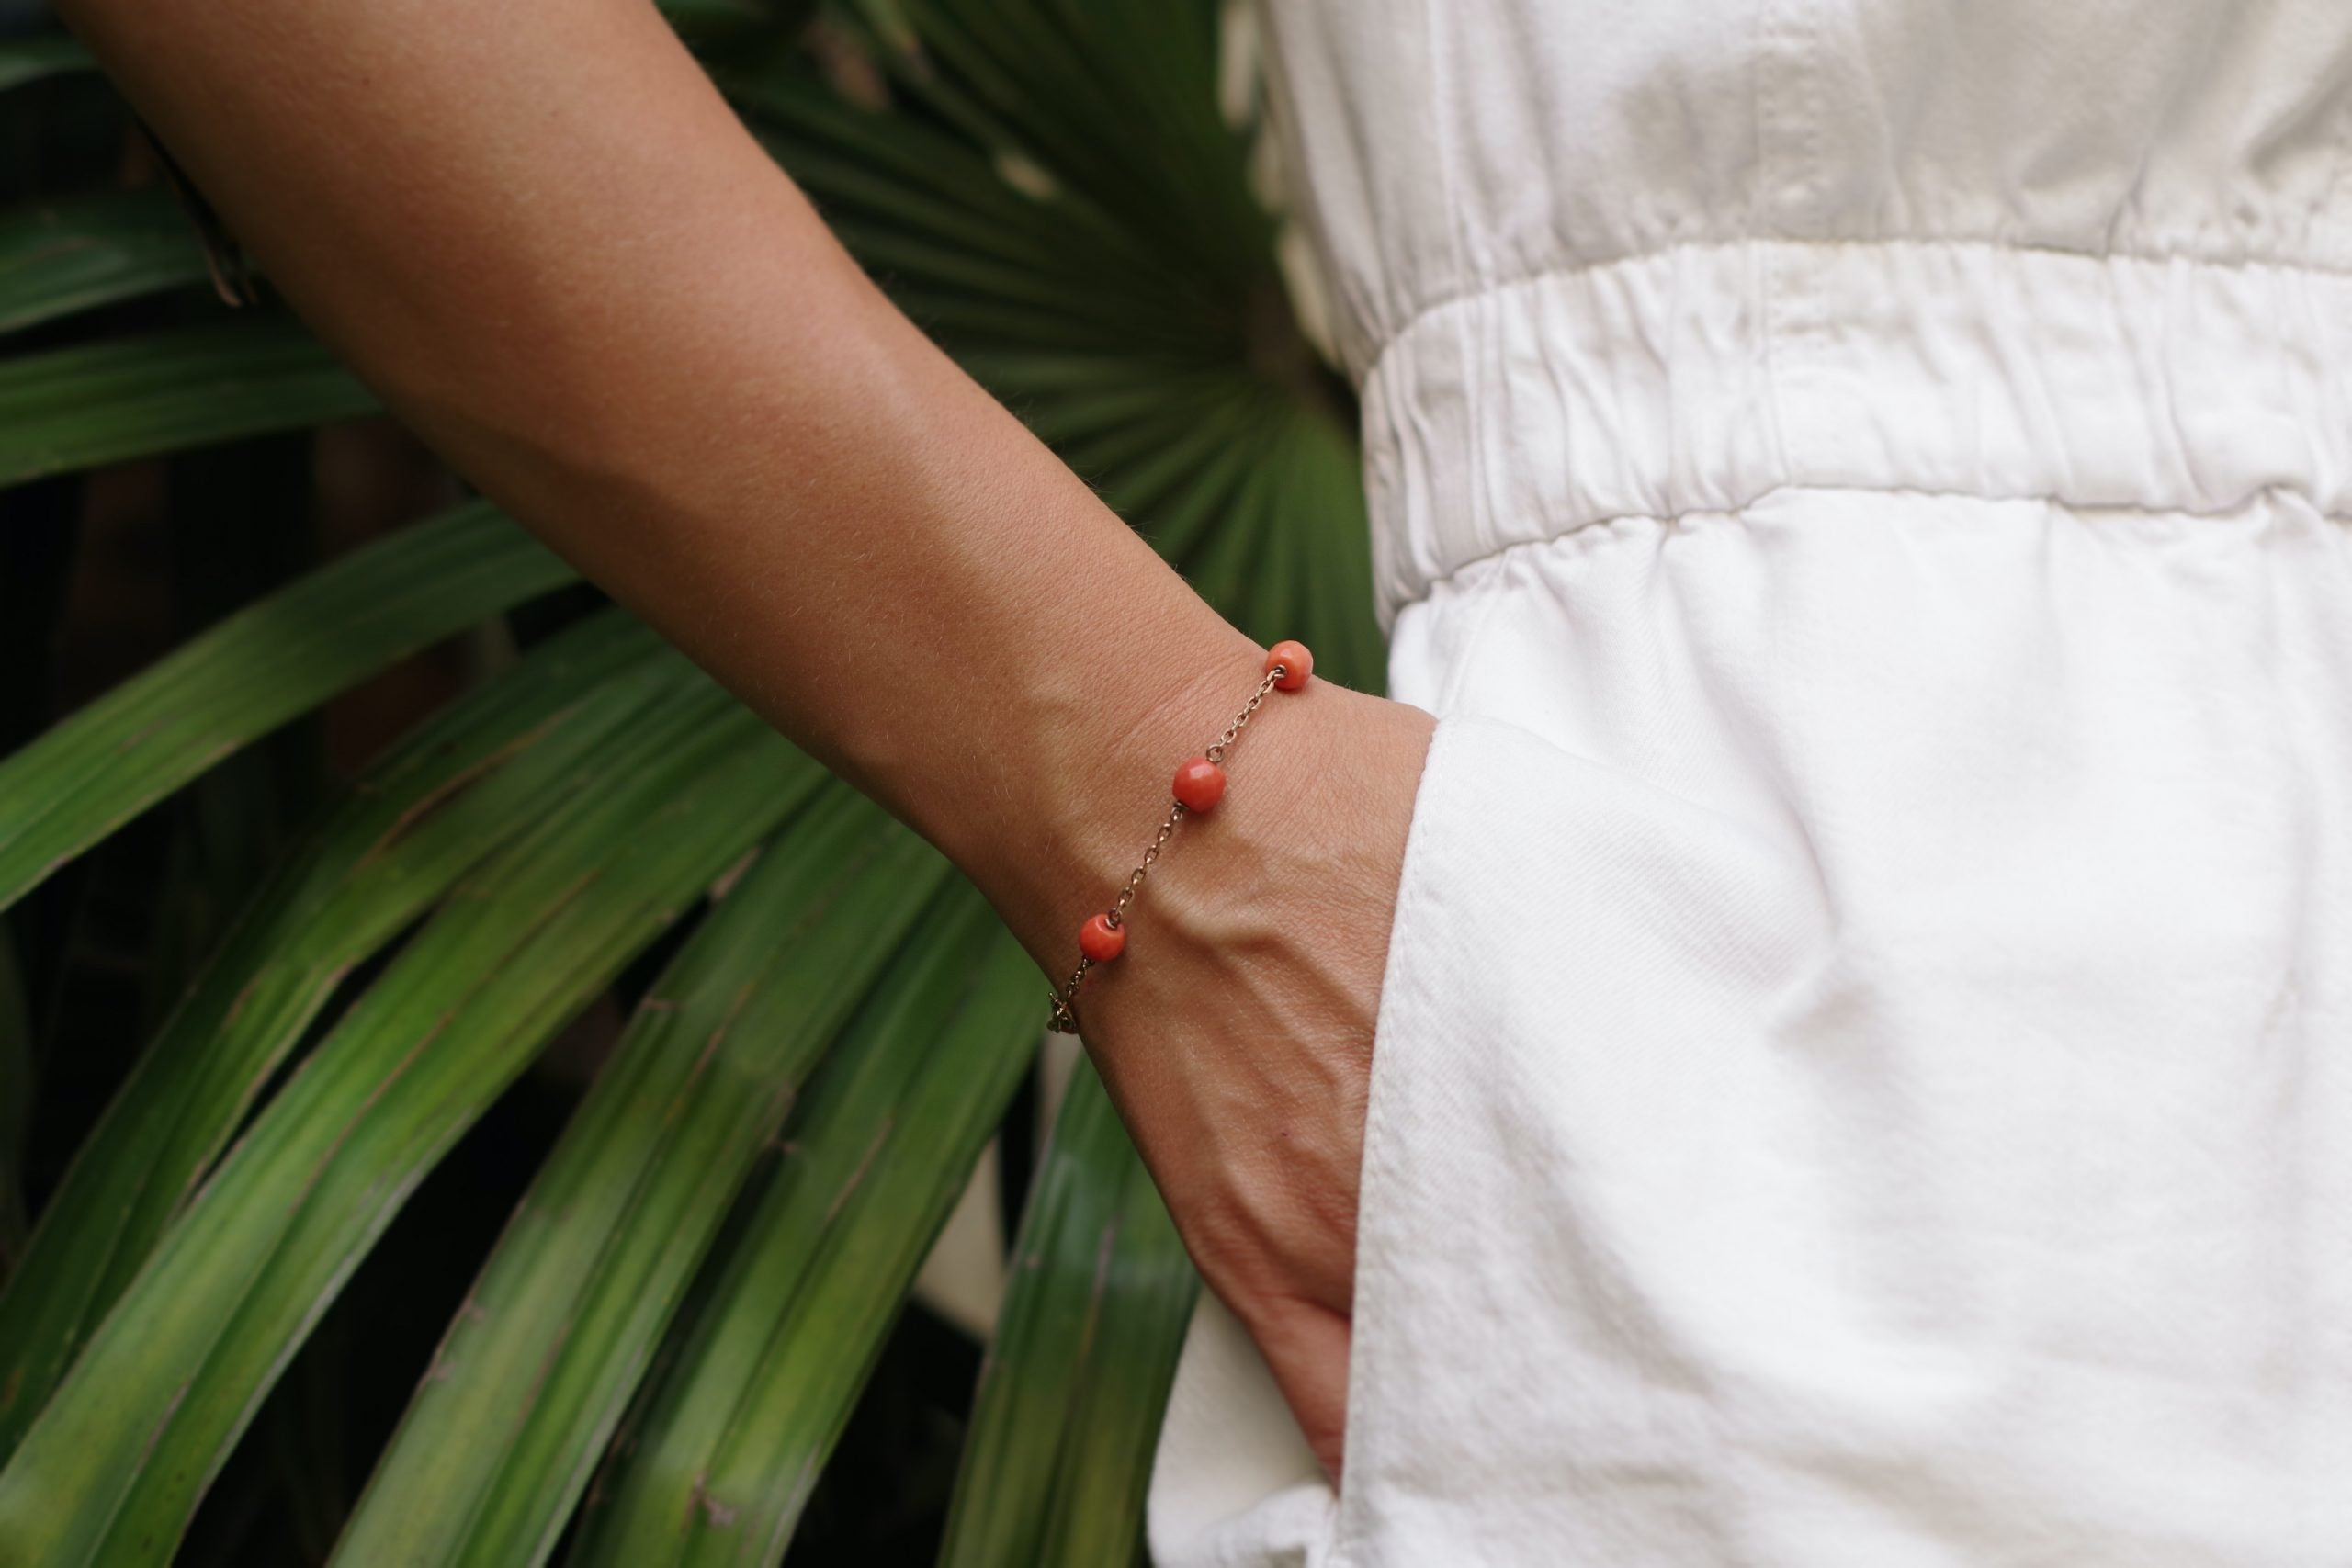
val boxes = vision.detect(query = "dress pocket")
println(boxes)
[1150,709,1826,1567]
[1314,709,1474,1564]
[1317,712,1826,1567]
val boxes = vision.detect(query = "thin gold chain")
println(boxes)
[1046,663,1287,1034]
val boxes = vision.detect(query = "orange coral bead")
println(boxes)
[1079,911,1125,962]
[1172,755,1227,813]
[1265,639,1314,691]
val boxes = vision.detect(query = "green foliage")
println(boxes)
[0,34,92,95]
[0,2,1375,1562]
[0,318,372,485]
[0,500,572,917]
[940,1060,1199,1567]
[568,886,1040,1565]
[0,609,659,1457]
[0,189,208,333]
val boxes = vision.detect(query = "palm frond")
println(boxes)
[939,1061,1197,1567]
[0,318,372,485]
[0,35,94,96]
[0,609,668,1458]
[0,931,28,1271]
[334,788,957,1565]
[0,501,572,916]
[0,696,805,1567]
[568,888,1040,1564]
[0,189,209,333]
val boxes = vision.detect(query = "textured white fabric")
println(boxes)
[1149,3,2352,1563]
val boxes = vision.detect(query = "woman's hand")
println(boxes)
[1056,682,1435,1481]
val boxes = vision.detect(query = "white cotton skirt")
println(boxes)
[1148,483,2352,1565]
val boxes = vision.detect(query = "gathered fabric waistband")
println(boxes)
[1358,239,2352,626]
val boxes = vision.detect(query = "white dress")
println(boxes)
[1149,2,2352,1564]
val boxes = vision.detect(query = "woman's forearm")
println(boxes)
[57,0,1262,959]
[54,4,1443,1476]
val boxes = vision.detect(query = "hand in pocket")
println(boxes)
[1077,684,1436,1480]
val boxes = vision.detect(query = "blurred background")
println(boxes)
[0,1,1375,1562]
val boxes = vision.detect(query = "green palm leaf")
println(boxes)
[0,188,210,333]
[569,886,1042,1565]
[0,929,28,1272]
[0,316,372,486]
[332,787,954,1565]
[939,1061,1197,1567]
[0,694,805,1567]
[0,34,93,95]
[0,499,573,916]
[0,609,672,1458]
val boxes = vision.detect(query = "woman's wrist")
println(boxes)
[916,602,1269,975]
[947,630,1433,1026]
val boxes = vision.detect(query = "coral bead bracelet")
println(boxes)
[1045,640,1314,1035]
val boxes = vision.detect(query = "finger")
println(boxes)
[1247,1295,1353,1484]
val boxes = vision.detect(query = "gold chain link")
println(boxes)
[1046,663,1288,1035]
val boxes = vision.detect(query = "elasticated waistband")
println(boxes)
[1358,239,2352,627]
